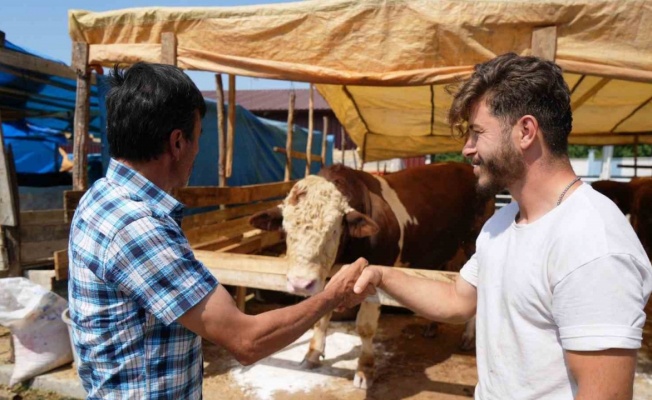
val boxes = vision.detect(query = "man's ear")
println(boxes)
[249,207,284,231]
[169,129,184,160]
[517,115,539,150]
[345,210,379,238]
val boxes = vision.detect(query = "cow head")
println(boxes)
[250,175,379,295]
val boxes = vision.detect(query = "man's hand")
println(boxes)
[353,265,384,295]
[325,258,376,309]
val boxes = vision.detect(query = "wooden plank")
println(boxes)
[531,26,557,61]
[284,92,296,181]
[172,180,296,208]
[194,234,244,251]
[217,231,283,254]
[305,84,314,177]
[226,75,236,178]
[72,42,91,190]
[0,46,96,85]
[321,116,328,167]
[216,74,227,187]
[54,249,69,281]
[161,32,177,66]
[181,199,281,231]
[20,239,67,265]
[273,147,323,164]
[185,215,253,245]
[194,252,458,308]
[20,209,66,225]
[0,112,17,226]
[20,223,70,243]
[64,190,85,222]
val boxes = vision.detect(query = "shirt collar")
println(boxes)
[105,158,184,219]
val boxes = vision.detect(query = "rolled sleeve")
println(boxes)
[104,216,219,325]
[552,254,649,351]
[460,253,479,287]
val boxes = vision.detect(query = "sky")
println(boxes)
[2,0,309,91]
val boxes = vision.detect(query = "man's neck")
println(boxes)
[117,158,175,193]
[509,158,578,224]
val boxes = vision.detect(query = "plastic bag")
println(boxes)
[0,277,73,386]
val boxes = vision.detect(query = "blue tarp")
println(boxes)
[1,39,105,174]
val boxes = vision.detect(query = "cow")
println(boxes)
[249,162,494,389]
[630,181,652,260]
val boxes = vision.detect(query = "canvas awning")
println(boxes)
[68,0,652,162]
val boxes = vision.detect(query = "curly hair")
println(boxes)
[448,53,573,157]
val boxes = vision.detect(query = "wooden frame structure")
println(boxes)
[59,25,568,310]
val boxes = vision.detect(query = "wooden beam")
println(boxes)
[273,147,323,164]
[194,252,457,308]
[284,92,296,181]
[340,126,346,164]
[216,231,283,255]
[216,74,227,187]
[305,84,314,177]
[172,180,296,208]
[0,112,17,227]
[0,46,96,85]
[185,215,254,246]
[54,249,69,281]
[226,75,236,178]
[72,42,91,190]
[571,78,611,112]
[161,32,177,66]
[181,199,281,231]
[321,116,328,167]
[64,190,85,222]
[531,26,557,61]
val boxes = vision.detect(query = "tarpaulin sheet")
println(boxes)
[68,0,652,161]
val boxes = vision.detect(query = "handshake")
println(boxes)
[324,257,383,311]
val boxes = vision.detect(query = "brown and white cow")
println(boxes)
[250,162,494,388]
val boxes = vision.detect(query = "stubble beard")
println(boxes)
[475,140,525,198]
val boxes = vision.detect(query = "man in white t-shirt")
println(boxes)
[353,53,652,399]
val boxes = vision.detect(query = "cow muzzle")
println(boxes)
[286,263,325,296]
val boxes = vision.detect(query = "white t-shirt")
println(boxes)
[460,183,652,400]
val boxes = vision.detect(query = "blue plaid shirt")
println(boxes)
[68,159,219,399]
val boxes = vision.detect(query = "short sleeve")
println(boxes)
[104,216,219,325]
[460,253,479,287]
[552,254,650,351]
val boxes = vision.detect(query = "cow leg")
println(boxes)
[460,316,476,351]
[301,311,332,369]
[354,301,381,389]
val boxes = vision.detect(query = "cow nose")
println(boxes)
[286,276,318,295]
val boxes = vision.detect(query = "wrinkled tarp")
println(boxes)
[187,100,332,187]
[68,0,652,161]
[1,39,105,173]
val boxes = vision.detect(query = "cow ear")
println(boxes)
[249,207,284,231]
[345,210,379,238]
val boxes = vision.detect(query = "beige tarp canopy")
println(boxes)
[69,0,652,162]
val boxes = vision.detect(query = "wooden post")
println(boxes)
[216,74,227,187]
[161,32,177,66]
[284,92,296,181]
[531,26,557,61]
[72,42,90,190]
[340,126,346,165]
[305,84,314,177]
[634,135,639,177]
[320,116,328,167]
[226,75,236,178]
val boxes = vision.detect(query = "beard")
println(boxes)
[475,139,525,197]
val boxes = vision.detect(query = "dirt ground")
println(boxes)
[1,300,652,400]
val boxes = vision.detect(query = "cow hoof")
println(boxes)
[353,370,373,389]
[300,350,322,369]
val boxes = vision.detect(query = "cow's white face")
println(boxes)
[281,175,352,295]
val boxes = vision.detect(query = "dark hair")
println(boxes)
[448,53,573,157]
[106,62,206,162]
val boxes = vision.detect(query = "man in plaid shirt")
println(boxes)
[68,62,371,399]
